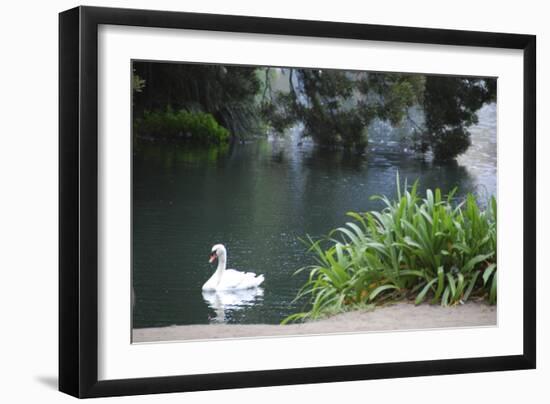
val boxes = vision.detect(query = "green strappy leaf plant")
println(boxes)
[283,175,497,323]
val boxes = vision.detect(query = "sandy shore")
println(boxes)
[133,301,496,343]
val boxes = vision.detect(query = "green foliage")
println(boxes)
[263,69,424,151]
[133,61,496,159]
[283,176,497,323]
[417,76,497,160]
[134,109,230,144]
[133,62,262,139]
[132,72,146,93]
[359,73,425,126]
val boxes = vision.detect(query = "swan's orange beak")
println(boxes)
[209,252,217,264]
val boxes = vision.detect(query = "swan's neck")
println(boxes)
[214,255,227,284]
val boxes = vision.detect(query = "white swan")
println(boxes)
[202,244,265,291]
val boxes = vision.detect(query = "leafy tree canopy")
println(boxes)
[417,76,496,160]
[133,62,496,161]
[262,69,424,151]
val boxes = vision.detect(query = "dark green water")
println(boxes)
[132,104,496,328]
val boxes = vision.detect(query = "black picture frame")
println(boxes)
[59,5,536,398]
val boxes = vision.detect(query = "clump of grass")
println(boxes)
[134,108,230,144]
[282,175,496,324]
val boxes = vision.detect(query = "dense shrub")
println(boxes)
[134,109,230,144]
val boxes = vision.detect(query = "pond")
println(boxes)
[132,103,496,328]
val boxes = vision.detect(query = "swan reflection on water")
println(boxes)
[202,287,264,323]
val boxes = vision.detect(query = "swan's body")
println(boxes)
[202,244,264,291]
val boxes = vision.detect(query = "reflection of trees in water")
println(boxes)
[134,138,230,169]
[302,146,368,171]
[134,136,486,210]
[137,136,484,218]
[408,159,476,197]
[297,144,479,224]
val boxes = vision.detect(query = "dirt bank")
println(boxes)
[133,301,496,343]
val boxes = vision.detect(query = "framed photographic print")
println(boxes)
[59,5,536,398]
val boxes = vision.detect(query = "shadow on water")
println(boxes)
[132,104,496,328]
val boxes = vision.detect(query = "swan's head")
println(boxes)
[209,244,226,263]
